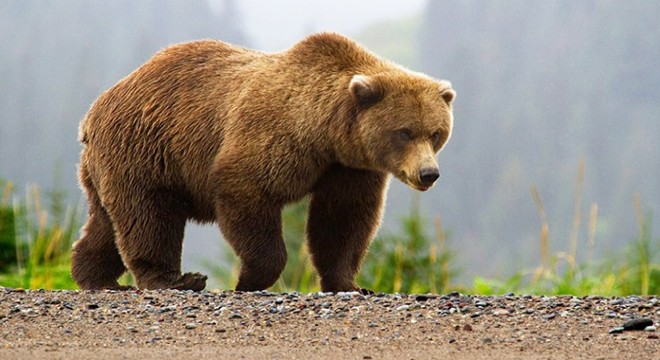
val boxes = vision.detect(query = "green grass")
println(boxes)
[470,164,659,296]
[0,180,81,289]
[358,195,456,294]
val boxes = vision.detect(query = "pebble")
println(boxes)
[610,299,624,306]
[543,313,556,320]
[492,309,509,316]
[1,289,658,352]
[312,292,327,299]
[608,327,624,334]
[415,294,437,302]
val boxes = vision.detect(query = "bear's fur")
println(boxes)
[71,33,455,292]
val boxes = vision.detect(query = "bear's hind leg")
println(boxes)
[306,165,387,293]
[72,167,128,290]
[110,191,207,291]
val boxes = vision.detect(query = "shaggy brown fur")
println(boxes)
[71,33,455,292]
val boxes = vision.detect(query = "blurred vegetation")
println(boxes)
[357,196,457,294]
[0,176,657,295]
[0,179,81,289]
[471,167,660,296]
[417,0,660,278]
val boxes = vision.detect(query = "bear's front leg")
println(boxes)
[216,199,288,292]
[213,147,289,291]
[307,165,388,293]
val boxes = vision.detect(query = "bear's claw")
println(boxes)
[171,272,208,291]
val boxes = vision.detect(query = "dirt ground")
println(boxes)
[0,287,657,359]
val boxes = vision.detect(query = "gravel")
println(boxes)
[0,287,658,359]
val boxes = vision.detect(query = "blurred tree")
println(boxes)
[419,0,660,276]
[0,0,249,196]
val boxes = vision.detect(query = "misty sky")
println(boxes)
[209,0,426,50]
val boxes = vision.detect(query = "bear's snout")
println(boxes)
[419,167,440,187]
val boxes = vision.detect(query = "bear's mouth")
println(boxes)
[412,184,432,192]
[395,171,434,192]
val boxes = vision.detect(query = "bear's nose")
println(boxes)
[419,168,440,186]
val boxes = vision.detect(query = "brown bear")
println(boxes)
[71,32,455,293]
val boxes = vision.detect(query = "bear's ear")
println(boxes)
[349,74,383,106]
[441,88,456,104]
[439,81,455,104]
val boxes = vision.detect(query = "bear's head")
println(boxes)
[347,73,455,191]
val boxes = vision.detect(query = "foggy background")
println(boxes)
[1,0,658,286]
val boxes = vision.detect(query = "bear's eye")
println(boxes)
[431,131,441,144]
[398,129,413,141]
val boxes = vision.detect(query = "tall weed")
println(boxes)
[0,182,81,289]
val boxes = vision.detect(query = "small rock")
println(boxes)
[415,294,437,302]
[543,313,556,320]
[229,312,242,319]
[609,327,624,334]
[185,323,197,330]
[87,303,99,310]
[463,324,473,331]
[622,318,653,331]
[312,292,327,299]
[644,326,656,332]
[492,309,509,316]
[609,298,624,306]
[396,305,410,311]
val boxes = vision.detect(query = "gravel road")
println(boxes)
[0,287,658,359]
